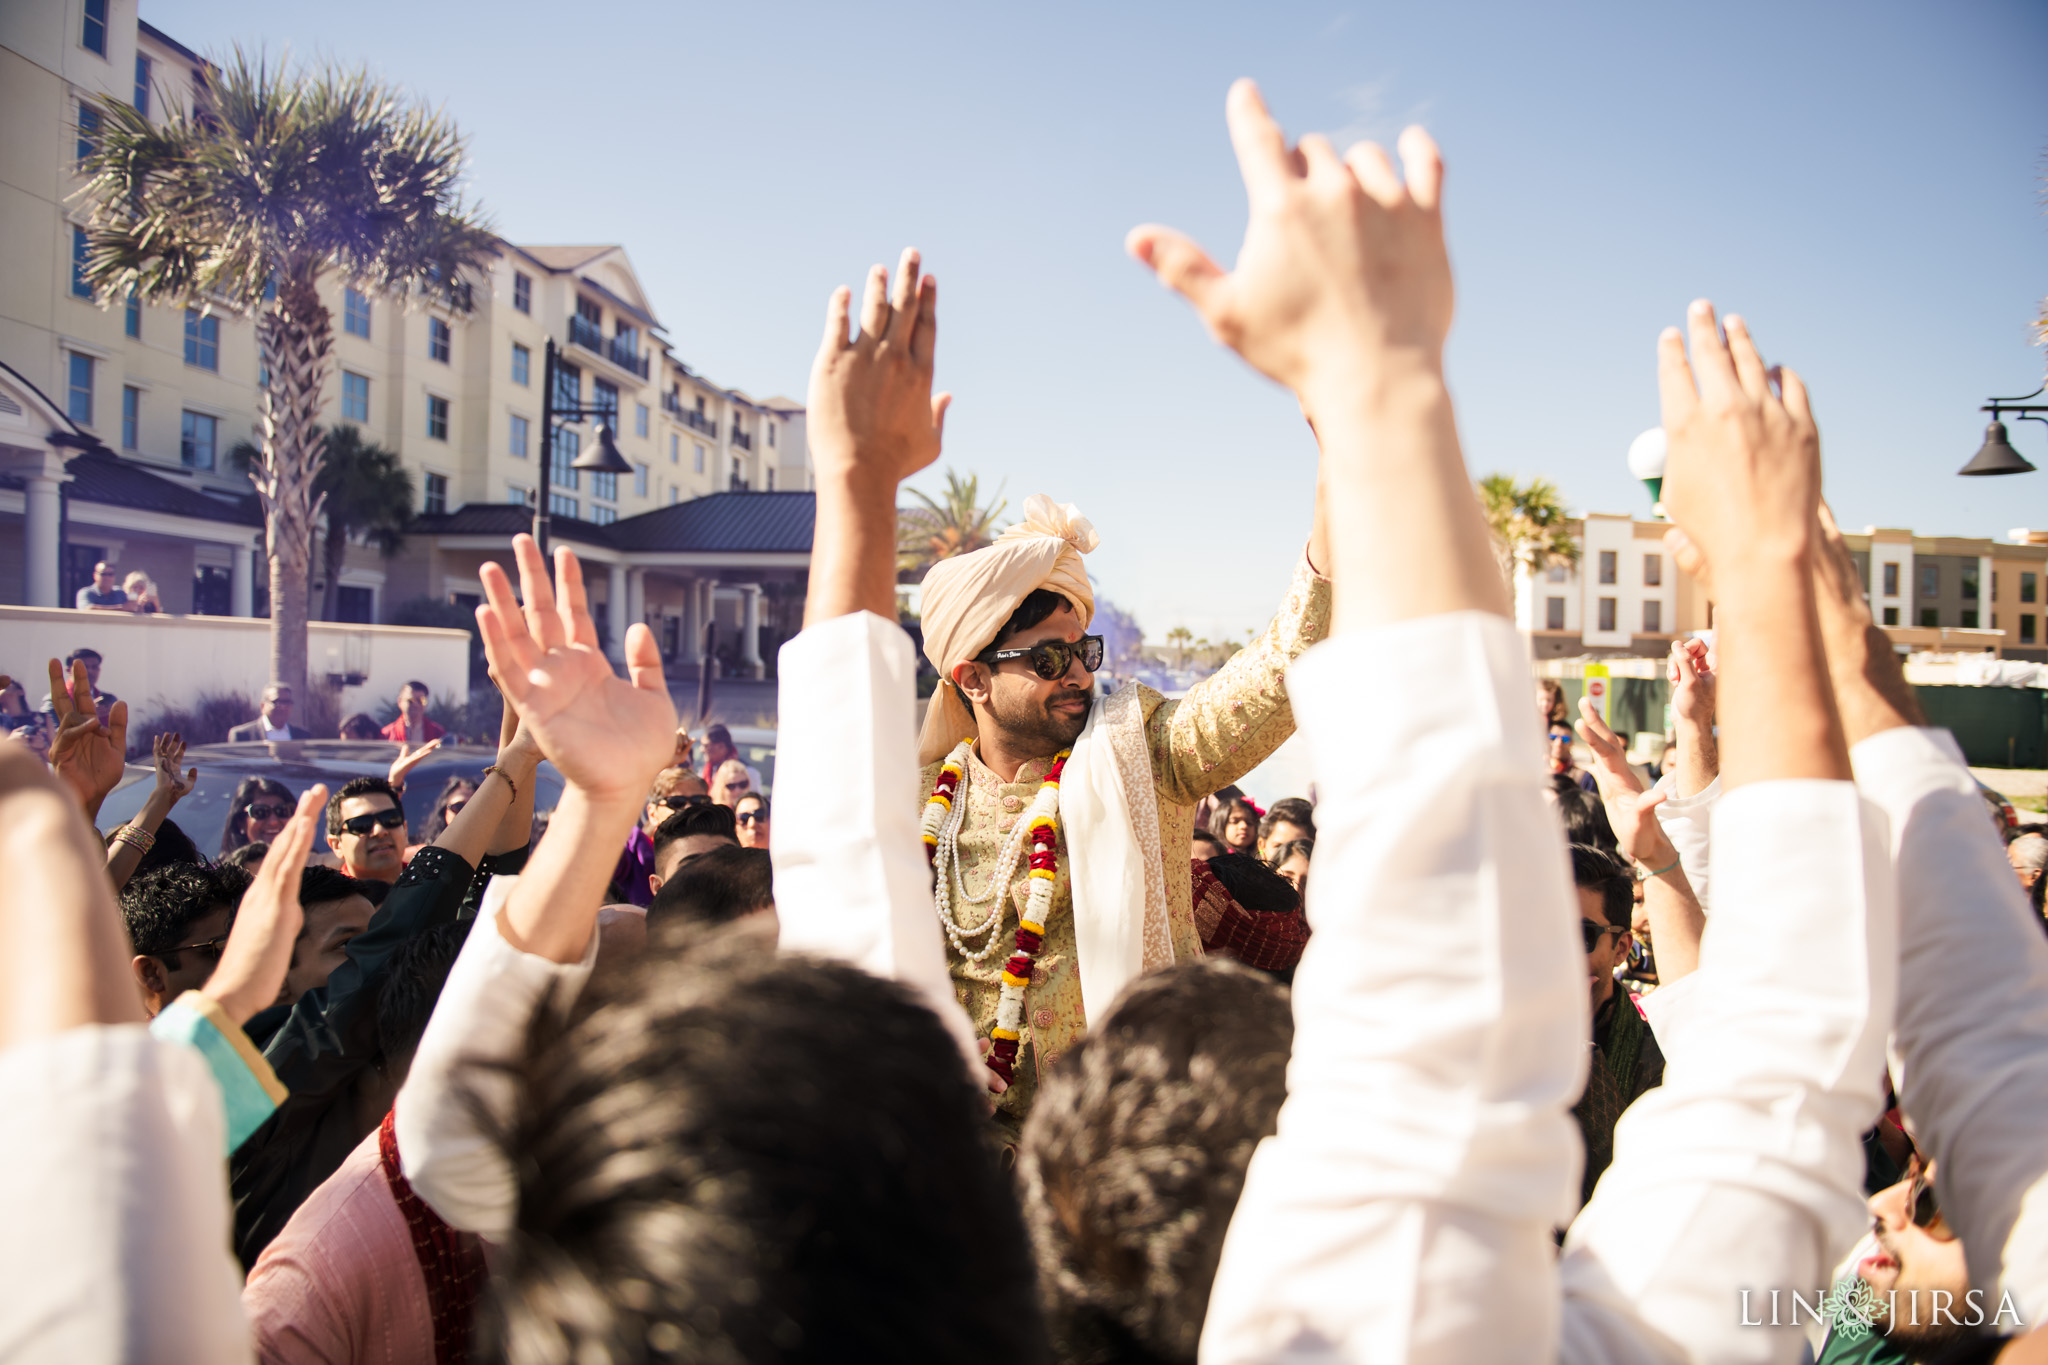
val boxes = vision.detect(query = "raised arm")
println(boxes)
[106,732,197,892]
[1576,695,1704,985]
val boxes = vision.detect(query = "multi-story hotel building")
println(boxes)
[0,1,812,676]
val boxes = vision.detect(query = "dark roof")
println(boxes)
[137,19,205,65]
[604,491,815,554]
[415,492,814,556]
[0,449,261,527]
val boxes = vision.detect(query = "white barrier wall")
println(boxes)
[0,607,470,717]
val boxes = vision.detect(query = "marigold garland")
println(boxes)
[924,740,1069,1085]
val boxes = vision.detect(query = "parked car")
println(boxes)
[98,741,566,856]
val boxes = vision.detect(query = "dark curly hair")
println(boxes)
[120,862,252,966]
[476,920,1047,1365]
[1571,842,1634,930]
[1019,959,1292,1365]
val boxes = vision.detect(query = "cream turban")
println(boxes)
[916,494,1099,765]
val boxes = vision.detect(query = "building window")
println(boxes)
[1545,563,1567,583]
[594,379,619,425]
[592,470,618,502]
[1883,562,1899,596]
[591,506,617,526]
[1962,567,1980,600]
[511,342,529,386]
[509,414,529,459]
[1883,606,1899,626]
[81,0,107,55]
[693,442,705,473]
[423,472,447,515]
[134,55,152,115]
[2024,572,2039,604]
[1962,609,1980,628]
[555,361,581,412]
[1597,597,1617,632]
[549,492,577,519]
[124,290,140,337]
[551,427,580,491]
[71,226,93,298]
[768,422,776,448]
[669,486,680,505]
[507,484,530,507]
[512,271,531,314]
[670,433,679,464]
[77,102,102,163]
[1642,554,1661,587]
[1920,563,1939,598]
[766,468,775,491]
[180,410,217,469]
[636,403,649,438]
[577,295,602,326]
[731,455,743,489]
[340,371,369,422]
[334,585,375,623]
[633,462,648,498]
[344,287,371,339]
[121,385,138,448]
[1597,550,1616,585]
[65,352,93,426]
[1544,596,1566,631]
[2024,615,2039,645]
[426,394,449,440]
[428,317,451,363]
[1643,600,1662,634]
[1920,608,1939,628]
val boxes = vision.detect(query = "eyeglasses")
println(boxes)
[980,634,1105,681]
[654,793,712,811]
[1581,919,1627,952]
[1903,1153,1943,1230]
[164,934,229,960]
[338,807,407,837]
[736,810,767,825]
[243,803,292,822]
[1548,731,1576,745]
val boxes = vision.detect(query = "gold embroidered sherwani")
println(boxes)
[919,558,1332,1134]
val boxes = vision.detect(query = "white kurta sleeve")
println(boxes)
[1851,725,2048,1324]
[0,1026,252,1364]
[771,611,981,1075]
[1200,612,1588,1364]
[1651,772,1719,911]
[393,873,597,1238]
[1561,781,1895,1365]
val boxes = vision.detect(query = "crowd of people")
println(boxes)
[4,78,2048,1365]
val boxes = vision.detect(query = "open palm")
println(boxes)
[47,658,128,815]
[475,535,676,804]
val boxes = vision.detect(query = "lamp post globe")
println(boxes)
[1627,427,1668,513]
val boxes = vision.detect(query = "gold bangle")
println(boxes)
[115,824,156,854]
[481,764,517,807]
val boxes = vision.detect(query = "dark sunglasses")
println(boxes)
[1581,919,1626,953]
[339,807,408,837]
[981,634,1104,681]
[736,810,767,825]
[1906,1154,1942,1230]
[655,793,713,811]
[243,803,292,822]
[1548,731,1576,745]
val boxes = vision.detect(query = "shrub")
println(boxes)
[125,690,257,758]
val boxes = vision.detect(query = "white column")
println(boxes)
[677,575,698,670]
[231,542,256,617]
[697,579,717,664]
[22,473,64,608]
[626,567,647,635]
[739,583,764,679]
[606,562,627,663]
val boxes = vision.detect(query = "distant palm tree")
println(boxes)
[898,471,1009,579]
[232,426,416,621]
[1477,474,1580,586]
[76,51,496,699]
[1165,626,1193,670]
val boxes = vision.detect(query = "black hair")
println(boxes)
[703,723,732,744]
[403,679,430,696]
[220,841,270,872]
[220,776,295,855]
[66,647,102,665]
[1266,838,1314,869]
[652,802,737,860]
[376,920,471,1064]
[1570,843,1634,930]
[299,864,375,910]
[1206,798,1261,849]
[1557,786,1617,852]
[1257,796,1315,843]
[1190,829,1227,858]
[477,920,1048,1364]
[1203,851,1300,914]
[338,713,382,740]
[120,862,252,964]
[328,776,401,839]
[990,588,1074,652]
[420,774,477,843]
[131,818,205,879]
[1020,959,1292,1365]
[648,845,774,929]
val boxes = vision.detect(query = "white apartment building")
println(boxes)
[0,0,812,676]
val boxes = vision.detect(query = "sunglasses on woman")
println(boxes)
[243,803,292,822]
[980,634,1105,681]
[339,807,408,837]
[736,810,767,825]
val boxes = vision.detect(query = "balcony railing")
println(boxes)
[568,313,604,352]
[662,394,719,435]
[566,315,650,379]
[607,333,649,379]
[730,426,753,451]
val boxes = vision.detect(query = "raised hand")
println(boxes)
[202,785,326,1024]
[808,247,949,492]
[1127,80,1452,407]
[47,658,128,821]
[387,737,442,793]
[474,535,675,806]
[1574,696,1678,869]
[152,732,197,805]
[1668,638,1714,727]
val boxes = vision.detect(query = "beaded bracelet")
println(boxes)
[481,764,517,806]
[113,824,156,855]
[1635,856,1680,883]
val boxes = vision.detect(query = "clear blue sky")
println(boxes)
[153,0,2048,641]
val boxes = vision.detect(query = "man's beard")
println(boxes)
[983,686,1092,758]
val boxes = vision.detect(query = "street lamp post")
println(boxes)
[1960,386,2045,477]
[534,336,635,556]
[1627,427,1668,516]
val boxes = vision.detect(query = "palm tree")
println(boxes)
[1164,626,1193,670]
[240,428,416,621]
[76,51,496,699]
[898,470,1008,580]
[1477,473,1580,587]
